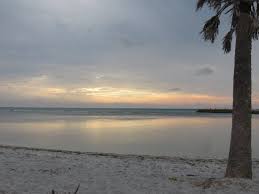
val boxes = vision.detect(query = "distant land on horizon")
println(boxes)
[197,109,259,114]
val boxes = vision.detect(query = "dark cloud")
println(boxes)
[195,66,215,76]
[119,37,145,48]
[168,88,182,92]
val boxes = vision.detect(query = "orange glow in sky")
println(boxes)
[0,76,232,107]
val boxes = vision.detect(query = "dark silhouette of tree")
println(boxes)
[197,0,259,179]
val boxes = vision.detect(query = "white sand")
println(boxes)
[0,145,259,194]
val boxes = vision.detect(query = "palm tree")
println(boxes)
[197,0,259,179]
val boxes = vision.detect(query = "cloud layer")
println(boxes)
[0,0,259,107]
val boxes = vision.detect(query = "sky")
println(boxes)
[1,0,259,108]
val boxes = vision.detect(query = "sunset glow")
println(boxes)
[0,77,232,107]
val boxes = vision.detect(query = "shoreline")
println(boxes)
[1,144,259,193]
[0,144,228,161]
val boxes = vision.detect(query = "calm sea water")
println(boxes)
[0,107,259,158]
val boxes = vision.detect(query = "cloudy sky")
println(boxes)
[1,0,259,108]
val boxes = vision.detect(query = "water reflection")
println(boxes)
[0,114,258,158]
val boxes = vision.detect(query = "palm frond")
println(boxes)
[250,17,259,40]
[223,29,234,53]
[196,0,207,10]
[197,0,259,53]
[201,15,220,43]
[196,0,226,11]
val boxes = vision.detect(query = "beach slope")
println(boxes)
[0,145,259,193]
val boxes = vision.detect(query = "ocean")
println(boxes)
[0,107,258,158]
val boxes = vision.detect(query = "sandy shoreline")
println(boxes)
[0,145,259,193]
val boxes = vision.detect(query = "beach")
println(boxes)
[1,145,259,194]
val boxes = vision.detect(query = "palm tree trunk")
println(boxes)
[225,11,252,178]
